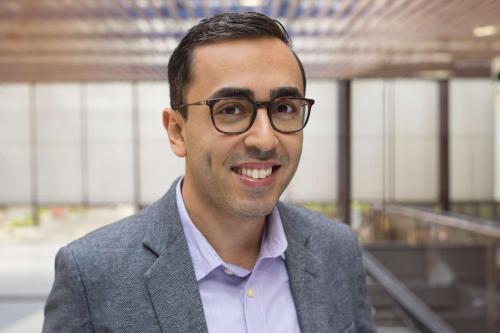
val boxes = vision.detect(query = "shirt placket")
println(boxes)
[242,264,267,333]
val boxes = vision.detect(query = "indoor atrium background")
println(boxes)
[0,1,499,332]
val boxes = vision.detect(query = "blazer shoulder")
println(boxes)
[277,201,361,263]
[66,208,149,253]
[278,201,353,240]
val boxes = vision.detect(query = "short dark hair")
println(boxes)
[167,12,306,118]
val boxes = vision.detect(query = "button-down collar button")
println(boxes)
[224,268,234,275]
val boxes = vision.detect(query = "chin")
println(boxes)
[234,200,277,219]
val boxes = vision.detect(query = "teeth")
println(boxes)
[235,167,273,179]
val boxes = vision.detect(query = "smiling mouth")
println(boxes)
[232,166,279,180]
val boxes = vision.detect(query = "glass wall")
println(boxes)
[0,79,496,213]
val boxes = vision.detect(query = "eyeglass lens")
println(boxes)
[211,98,310,133]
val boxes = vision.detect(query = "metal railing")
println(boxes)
[377,204,500,239]
[363,250,457,333]
[368,203,500,333]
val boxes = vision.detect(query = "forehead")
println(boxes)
[187,38,304,99]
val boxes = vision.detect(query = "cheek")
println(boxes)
[188,139,210,166]
[185,130,233,170]
[283,135,303,161]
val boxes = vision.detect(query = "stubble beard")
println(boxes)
[188,146,299,222]
[206,178,278,221]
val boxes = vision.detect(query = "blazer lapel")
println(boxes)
[279,203,330,333]
[144,238,208,333]
[142,181,208,333]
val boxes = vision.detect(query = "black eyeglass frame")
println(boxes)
[177,96,315,134]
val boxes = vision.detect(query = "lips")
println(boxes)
[233,167,272,179]
[231,162,280,182]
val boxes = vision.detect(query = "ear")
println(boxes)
[163,108,187,157]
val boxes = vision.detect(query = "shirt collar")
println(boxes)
[175,177,287,282]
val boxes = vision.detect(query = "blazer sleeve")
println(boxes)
[350,235,377,333]
[43,246,94,333]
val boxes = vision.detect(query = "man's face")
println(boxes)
[175,37,304,220]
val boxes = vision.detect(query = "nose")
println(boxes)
[243,108,278,152]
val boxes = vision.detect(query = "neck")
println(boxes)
[182,183,266,270]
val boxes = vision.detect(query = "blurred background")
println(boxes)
[0,1,499,332]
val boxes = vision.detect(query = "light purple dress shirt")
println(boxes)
[175,179,301,333]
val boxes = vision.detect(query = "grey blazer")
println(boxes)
[43,181,376,333]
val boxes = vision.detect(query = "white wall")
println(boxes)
[138,82,184,204]
[351,79,439,202]
[0,85,30,203]
[286,80,337,202]
[86,83,134,203]
[393,80,439,201]
[450,79,495,201]
[36,84,82,204]
[352,80,385,201]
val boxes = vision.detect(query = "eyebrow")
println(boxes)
[269,87,303,100]
[208,86,303,101]
[209,87,254,100]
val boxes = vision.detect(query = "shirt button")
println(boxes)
[224,268,234,275]
[246,288,255,298]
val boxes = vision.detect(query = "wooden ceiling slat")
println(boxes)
[128,0,169,80]
[6,38,497,58]
[332,0,374,36]
[374,0,436,38]
[255,0,268,17]
[146,0,177,82]
[321,0,363,35]
[346,0,389,37]
[182,0,196,20]
[419,1,478,38]
[285,0,300,22]
[269,0,283,19]
[200,0,211,18]
[219,0,231,14]
[109,0,155,75]
[437,0,500,38]
[384,0,457,38]
[305,0,335,36]
[95,0,139,80]
[0,64,167,82]
[327,0,409,75]
[0,0,498,81]
[315,0,333,19]
[367,0,412,33]
[301,0,317,18]
[364,0,430,74]
[0,53,168,66]
[405,0,498,40]
[162,0,179,20]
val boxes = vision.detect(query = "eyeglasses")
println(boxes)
[177,96,315,134]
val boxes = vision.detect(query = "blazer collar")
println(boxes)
[142,179,208,333]
[141,184,329,333]
[278,202,331,333]
[142,179,183,256]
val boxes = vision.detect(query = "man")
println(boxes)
[43,12,375,333]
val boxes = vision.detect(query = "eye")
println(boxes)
[218,104,244,115]
[274,102,298,113]
[213,99,251,117]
